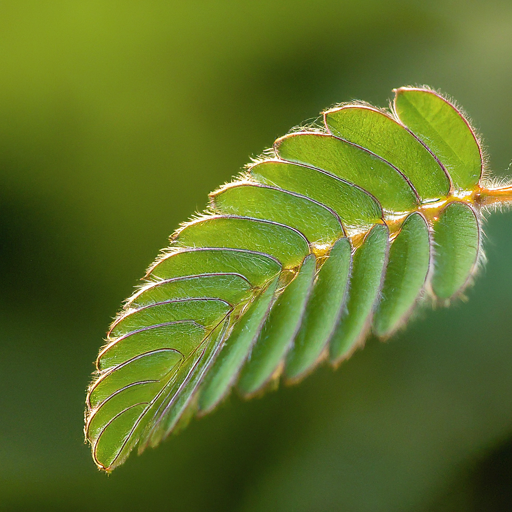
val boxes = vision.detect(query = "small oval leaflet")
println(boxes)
[85,86,512,471]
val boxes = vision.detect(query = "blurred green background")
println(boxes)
[1,1,512,510]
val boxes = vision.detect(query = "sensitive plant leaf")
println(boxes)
[98,321,206,370]
[129,273,253,308]
[250,160,383,233]
[174,215,310,268]
[373,212,430,337]
[86,86,512,471]
[141,320,229,450]
[198,277,279,413]
[212,183,344,245]
[110,299,231,338]
[148,248,282,287]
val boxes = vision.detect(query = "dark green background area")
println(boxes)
[1,1,512,510]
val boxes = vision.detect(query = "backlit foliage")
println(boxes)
[85,86,512,471]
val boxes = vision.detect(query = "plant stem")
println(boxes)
[475,185,512,207]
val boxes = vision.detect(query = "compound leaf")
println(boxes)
[149,248,281,287]
[250,160,383,234]
[329,223,389,363]
[86,86,508,471]
[212,183,344,244]
[175,216,309,268]
[198,276,279,413]
[373,212,430,337]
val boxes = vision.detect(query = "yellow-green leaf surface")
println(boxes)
[275,133,419,212]
[130,274,252,308]
[149,248,281,287]
[285,237,352,380]
[98,321,206,370]
[141,320,229,449]
[212,183,344,244]
[394,87,482,190]
[175,216,310,268]
[110,299,231,338]
[250,160,383,233]
[198,277,279,413]
[87,86,505,471]
[324,106,451,202]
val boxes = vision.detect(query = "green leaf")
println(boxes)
[130,273,253,308]
[198,277,279,413]
[175,215,309,268]
[373,212,430,337]
[93,404,148,471]
[149,248,281,287]
[212,183,344,244]
[87,382,160,445]
[324,106,451,202]
[87,86,506,471]
[394,87,482,191]
[275,133,419,212]
[250,160,382,233]
[89,350,182,409]
[285,237,352,380]
[431,201,480,300]
[329,224,389,363]
[98,321,206,370]
[238,254,317,395]
[140,320,229,450]
[110,299,231,338]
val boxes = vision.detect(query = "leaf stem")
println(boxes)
[475,185,512,207]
